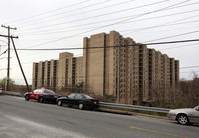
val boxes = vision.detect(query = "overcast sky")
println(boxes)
[0,0,199,85]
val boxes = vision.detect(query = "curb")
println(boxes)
[96,107,134,115]
[134,112,169,120]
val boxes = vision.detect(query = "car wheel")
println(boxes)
[57,100,62,106]
[25,95,29,101]
[177,114,189,125]
[79,103,84,110]
[39,97,44,103]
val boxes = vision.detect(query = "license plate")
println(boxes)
[54,96,58,98]
[94,101,97,104]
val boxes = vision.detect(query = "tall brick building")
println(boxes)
[32,52,83,90]
[83,31,179,105]
[32,31,179,105]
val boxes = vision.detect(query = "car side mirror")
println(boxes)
[195,107,199,111]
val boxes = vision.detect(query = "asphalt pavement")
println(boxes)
[0,95,199,138]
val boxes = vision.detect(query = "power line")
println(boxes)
[0,44,6,56]
[9,0,90,24]
[0,57,7,60]
[17,0,135,28]
[14,0,113,27]
[0,68,7,71]
[18,19,199,37]
[18,8,199,36]
[0,39,8,44]
[180,66,199,69]
[13,14,198,58]
[18,0,169,31]
[22,0,189,49]
[13,38,199,51]
[123,14,199,36]
[126,19,199,35]
[143,30,199,43]
[61,0,135,19]
[18,2,199,31]
[124,25,199,36]
[17,0,198,32]
[181,71,199,73]
[14,1,193,60]
[18,23,199,42]
[159,42,199,50]
[14,32,199,58]
[13,0,197,48]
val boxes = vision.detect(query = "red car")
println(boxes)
[24,88,60,103]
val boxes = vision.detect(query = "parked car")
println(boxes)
[167,105,199,125]
[24,88,60,103]
[57,93,99,110]
[0,85,2,94]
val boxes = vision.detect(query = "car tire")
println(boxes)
[79,103,84,110]
[25,95,29,101]
[177,114,189,125]
[39,97,44,103]
[57,100,62,106]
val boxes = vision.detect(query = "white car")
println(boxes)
[168,105,199,125]
[0,86,2,94]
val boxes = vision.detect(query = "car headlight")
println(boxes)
[168,110,176,115]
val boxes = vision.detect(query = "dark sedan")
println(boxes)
[56,93,99,110]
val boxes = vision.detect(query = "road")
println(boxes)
[0,95,198,138]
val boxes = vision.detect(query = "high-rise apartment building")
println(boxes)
[32,31,179,105]
[83,31,179,105]
[32,52,83,90]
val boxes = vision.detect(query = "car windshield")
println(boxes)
[83,94,93,99]
[45,90,55,94]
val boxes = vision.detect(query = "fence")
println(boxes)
[99,102,170,113]
[2,91,22,96]
[2,91,170,114]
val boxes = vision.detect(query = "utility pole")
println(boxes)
[1,25,17,91]
[11,37,30,92]
[0,45,6,54]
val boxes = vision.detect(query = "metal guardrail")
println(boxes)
[99,102,170,113]
[2,91,169,114]
[2,91,22,96]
